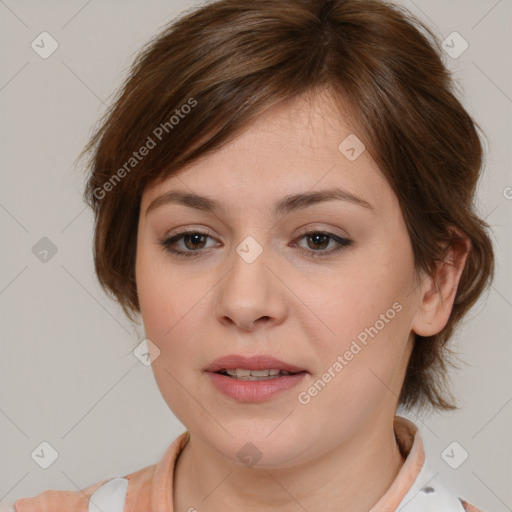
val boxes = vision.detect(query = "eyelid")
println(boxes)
[163,223,350,242]
[293,224,351,240]
[159,226,353,259]
[290,229,352,258]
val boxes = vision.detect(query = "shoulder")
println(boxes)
[11,463,157,512]
[11,431,190,512]
[11,476,110,512]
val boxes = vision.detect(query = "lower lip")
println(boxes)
[206,371,307,402]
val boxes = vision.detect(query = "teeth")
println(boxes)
[248,369,270,377]
[223,368,293,379]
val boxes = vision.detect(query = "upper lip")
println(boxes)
[204,354,307,373]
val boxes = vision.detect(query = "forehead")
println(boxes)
[140,90,395,216]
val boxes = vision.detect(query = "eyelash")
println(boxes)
[159,229,353,259]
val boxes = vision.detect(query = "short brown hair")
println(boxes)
[81,0,495,410]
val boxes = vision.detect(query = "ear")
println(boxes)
[411,228,471,337]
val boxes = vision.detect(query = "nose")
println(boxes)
[214,241,288,332]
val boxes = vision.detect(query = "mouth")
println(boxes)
[204,354,308,402]
[204,354,307,375]
[214,368,306,381]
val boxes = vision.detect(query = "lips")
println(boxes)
[204,354,307,374]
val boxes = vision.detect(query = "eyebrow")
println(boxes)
[145,187,374,217]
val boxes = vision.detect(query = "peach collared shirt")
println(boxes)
[8,416,484,512]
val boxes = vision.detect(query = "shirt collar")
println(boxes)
[151,416,465,511]
[370,415,466,511]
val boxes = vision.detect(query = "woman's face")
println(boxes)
[135,90,424,467]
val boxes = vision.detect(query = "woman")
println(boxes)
[10,0,494,510]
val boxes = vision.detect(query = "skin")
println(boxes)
[135,89,470,512]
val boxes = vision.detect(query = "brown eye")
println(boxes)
[160,230,352,259]
[181,233,208,250]
[160,231,218,257]
[306,232,331,250]
[292,231,352,258]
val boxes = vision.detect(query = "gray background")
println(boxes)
[0,0,510,510]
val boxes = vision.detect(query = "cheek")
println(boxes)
[136,235,180,330]
[307,228,416,383]
[135,242,213,370]
[135,247,206,419]
[310,244,413,343]
[296,290,412,432]
[136,240,178,347]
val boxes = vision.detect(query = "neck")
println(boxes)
[173,415,405,512]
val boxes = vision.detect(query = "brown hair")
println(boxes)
[81,0,494,410]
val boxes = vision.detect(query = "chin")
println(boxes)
[206,423,313,469]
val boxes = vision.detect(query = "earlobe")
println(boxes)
[411,228,471,337]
